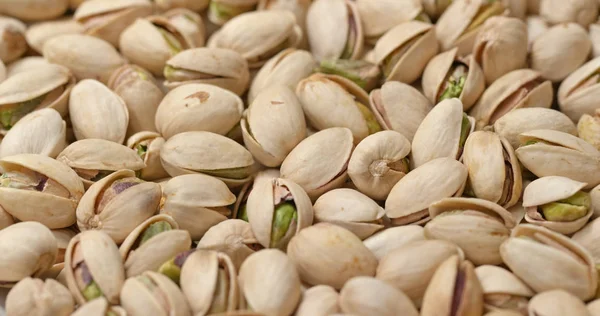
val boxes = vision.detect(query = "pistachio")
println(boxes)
[295,285,341,316]
[209,0,259,26]
[155,0,209,11]
[475,265,533,314]
[0,108,66,158]
[126,132,168,181]
[558,57,600,122]
[0,17,27,64]
[357,0,424,43]
[317,59,381,92]
[70,297,127,316]
[340,277,419,316]
[528,290,590,316]
[6,56,51,77]
[0,0,69,21]
[363,225,425,260]
[157,249,196,285]
[6,277,74,316]
[539,0,598,27]
[120,271,191,316]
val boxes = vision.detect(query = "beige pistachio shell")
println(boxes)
[363,225,425,261]
[43,34,125,84]
[64,230,125,305]
[0,108,66,158]
[238,249,301,315]
[119,214,192,277]
[70,297,127,316]
[558,56,600,122]
[0,222,57,287]
[540,0,598,27]
[241,85,307,167]
[0,205,14,229]
[530,23,591,82]
[376,239,464,307]
[422,0,452,21]
[356,0,422,43]
[120,271,191,316]
[592,184,600,218]
[589,299,600,316]
[6,277,74,316]
[527,16,549,49]
[573,217,600,263]
[0,0,69,21]
[591,23,600,59]
[579,110,600,150]
[469,69,553,129]
[209,0,260,26]
[515,129,600,188]
[155,0,209,11]
[126,131,168,181]
[0,17,27,64]
[340,276,418,316]
[25,19,84,54]
[500,224,598,300]
[528,290,590,316]
[475,265,533,313]
[257,0,311,49]
[6,56,52,78]
[280,127,353,201]
[295,285,341,316]
[369,81,432,141]
[288,223,377,289]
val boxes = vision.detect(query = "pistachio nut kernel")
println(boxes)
[73,169,115,183]
[71,243,103,302]
[0,84,65,131]
[158,249,196,285]
[439,62,468,101]
[317,59,381,92]
[0,168,70,199]
[95,177,145,215]
[209,0,258,25]
[136,221,173,247]
[458,113,472,156]
[539,191,591,222]
[270,185,299,248]
[236,204,249,222]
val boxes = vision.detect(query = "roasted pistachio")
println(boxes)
[6,277,74,316]
[209,0,259,25]
[0,108,66,158]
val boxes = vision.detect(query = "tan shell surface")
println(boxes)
[356,0,422,40]
[197,219,259,271]
[25,19,84,54]
[5,277,74,316]
[523,176,588,207]
[539,0,598,27]
[475,265,534,297]
[0,108,66,158]
[558,56,600,121]
[58,139,145,171]
[363,225,425,260]
[339,276,419,316]
[573,217,600,263]
[120,271,191,316]
[0,64,72,105]
[528,290,591,316]
[295,285,340,316]
[435,0,484,53]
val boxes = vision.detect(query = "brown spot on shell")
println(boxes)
[185,91,210,102]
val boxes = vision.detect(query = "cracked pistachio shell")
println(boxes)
[64,230,125,304]
[515,129,600,188]
[71,297,127,316]
[76,169,160,243]
[197,219,260,272]
[411,98,475,168]
[421,256,484,316]
[160,174,236,240]
[120,214,192,277]
[108,64,163,136]
[356,0,422,43]
[500,224,598,300]
[280,127,353,201]
[493,108,577,150]
[527,16,549,49]
[257,0,311,47]
[340,277,419,316]
[57,139,145,188]
[422,48,485,111]
[69,79,129,144]
[295,285,341,316]
[573,217,600,263]
[25,19,84,54]
[0,0,69,21]
[181,250,239,315]
[376,239,464,307]
[0,108,66,158]
[120,271,191,316]
[523,176,591,234]
[43,34,125,84]
[369,81,432,141]
[6,56,50,77]
[74,0,153,46]
[288,223,377,289]
[208,10,302,68]
[363,225,425,260]
[422,0,452,21]
[540,0,598,27]
[0,222,57,287]
[0,154,85,228]
[164,48,250,96]
[462,131,523,208]
[425,197,517,265]
[239,249,301,315]
[473,16,528,85]
[52,228,77,264]
[374,21,438,83]
[246,177,313,249]
[0,17,26,64]
[314,189,384,240]
[469,69,553,129]
[209,0,259,26]
[578,110,600,151]
[529,290,590,316]
[126,132,168,181]
[6,277,74,316]
[248,48,316,104]
[475,265,533,314]
[155,83,244,139]
[347,131,411,201]
[386,157,467,226]
[306,0,363,61]
[559,57,600,122]
[231,168,280,220]
[0,205,14,229]
[160,131,255,188]
[531,23,591,82]
[155,0,209,11]
[242,85,307,167]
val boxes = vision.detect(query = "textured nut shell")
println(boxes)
[573,217,600,263]
[340,276,418,316]
[527,16,549,48]
[0,205,14,229]
[356,0,422,41]
[540,0,598,27]
[435,0,488,54]
[155,0,209,11]
[0,108,66,158]
[558,56,600,122]
[25,19,84,54]
[475,265,534,298]
[589,299,600,316]
[6,277,74,316]
[197,219,259,272]
[295,285,340,316]
[0,0,69,21]
[528,290,590,316]
[120,271,191,316]
[162,8,205,50]
[70,297,126,316]
[126,132,168,180]
[58,138,145,171]
[363,225,425,260]
[0,17,27,63]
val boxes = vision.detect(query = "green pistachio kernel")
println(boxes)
[136,144,148,158]
[158,259,181,284]
[202,166,251,180]
[0,93,47,129]
[82,280,103,301]
[317,59,381,91]
[237,204,249,222]
[210,1,252,21]
[439,75,466,101]
[139,221,172,246]
[355,101,382,135]
[270,202,297,247]
[459,113,471,149]
[464,0,504,34]
[540,191,591,222]
[163,65,177,79]
[157,27,182,54]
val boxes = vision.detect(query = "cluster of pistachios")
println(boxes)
[4,0,600,315]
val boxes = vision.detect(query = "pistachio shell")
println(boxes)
[558,57,600,122]
[0,205,14,229]
[475,265,533,313]
[295,285,341,316]
[363,225,425,260]
[0,108,66,158]
[340,277,419,316]
[120,271,191,316]
[208,0,259,26]
[257,0,311,49]
[526,16,549,49]
[539,0,598,27]
[0,17,27,64]
[528,290,590,316]
[0,0,68,21]
[70,297,127,316]
[6,277,74,316]
[573,217,600,263]
[6,57,52,77]
[589,299,600,316]
[25,19,84,54]
[126,131,168,180]
[356,0,422,43]
[155,0,209,11]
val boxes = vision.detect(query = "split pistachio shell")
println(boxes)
[493,108,577,150]
[500,224,598,300]
[573,217,600,263]
[306,0,363,61]
[422,0,452,21]
[108,64,163,137]
[295,285,341,316]
[208,10,302,68]
[119,214,192,277]
[0,154,85,228]
[369,81,432,141]
[164,48,250,96]
[52,228,77,264]
[280,127,353,200]
[374,21,439,83]
[0,17,27,64]
[523,176,592,234]
[503,0,526,19]
[363,225,425,260]
[208,0,259,26]
[43,34,125,84]
[420,256,484,316]
[6,56,52,77]
[0,222,57,287]
[540,0,598,27]
[160,174,236,240]
[376,239,464,307]
[421,48,485,111]
[155,83,244,139]
[558,57,600,122]
[347,130,411,201]
[515,129,600,188]
[356,0,423,43]
[0,108,66,158]
[386,157,468,225]
[475,265,533,314]
[69,79,129,144]
[530,23,591,82]
[126,132,168,181]
[0,205,14,229]
[288,223,378,289]
[473,16,528,85]
[242,85,307,167]
[469,69,553,129]
[180,250,239,315]
[120,271,191,316]
[340,277,419,316]
[64,230,125,305]
[0,0,69,21]
[71,297,127,316]
[528,290,590,316]
[425,197,517,265]
[160,131,256,188]
[155,0,209,11]
[25,19,84,54]
[257,0,311,49]
[6,277,74,316]
[578,111,600,151]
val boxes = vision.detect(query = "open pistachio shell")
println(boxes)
[120,271,191,316]
[209,0,259,26]
[25,19,84,55]
[0,205,14,229]
[0,17,27,64]
[0,0,69,21]
[356,0,423,43]
[558,57,600,122]
[363,225,425,261]
[340,277,419,316]
[539,0,598,27]
[295,285,341,316]
[529,290,590,316]
[5,57,51,77]
[155,0,209,11]
[573,217,600,264]
[578,110,600,152]
[126,132,168,181]
[475,265,533,314]
[526,16,549,49]
[231,168,281,220]
[71,297,127,316]
[6,277,74,316]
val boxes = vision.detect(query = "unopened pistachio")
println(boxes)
[0,17,27,64]
[6,277,74,316]
[25,19,84,54]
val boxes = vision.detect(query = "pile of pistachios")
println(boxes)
[3,0,600,315]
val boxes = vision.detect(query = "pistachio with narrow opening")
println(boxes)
[363,225,425,260]
[209,0,259,26]
[317,59,381,92]
[356,0,425,44]
[558,56,600,122]
[475,265,533,314]
[126,132,168,181]
[120,271,191,316]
